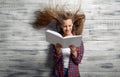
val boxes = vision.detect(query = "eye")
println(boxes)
[64,25,67,27]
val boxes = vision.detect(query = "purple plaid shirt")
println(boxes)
[51,41,84,77]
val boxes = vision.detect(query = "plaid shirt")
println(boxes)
[51,41,84,77]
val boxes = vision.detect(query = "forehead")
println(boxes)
[62,19,73,24]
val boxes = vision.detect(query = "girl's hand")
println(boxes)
[69,44,77,57]
[55,43,62,54]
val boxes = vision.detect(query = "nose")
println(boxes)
[66,26,69,30]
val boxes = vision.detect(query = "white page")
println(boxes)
[46,29,82,48]
[62,35,82,48]
[46,29,62,38]
[46,30,62,44]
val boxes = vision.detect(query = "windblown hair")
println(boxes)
[33,4,85,35]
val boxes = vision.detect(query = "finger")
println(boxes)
[69,44,75,48]
[58,44,62,48]
[69,45,72,48]
[69,45,76,51]
[71,44,75,47]
[55,43,59,46]
[56,43,62,47]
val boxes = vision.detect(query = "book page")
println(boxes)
[46,30,62,44]
[46,29,62,38]
[62,35,82,48]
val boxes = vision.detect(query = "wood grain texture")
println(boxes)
[0,0,120,77]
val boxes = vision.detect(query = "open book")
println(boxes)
[46,29,82,48]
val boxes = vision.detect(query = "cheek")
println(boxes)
[61,26,73,32]
[63,28,67,31]
[61,26,66,30]
[70,27,73,31]
[61,27,65,32]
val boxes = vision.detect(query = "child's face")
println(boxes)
[61,19,73,35]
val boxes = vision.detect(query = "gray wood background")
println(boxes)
[0,0,120,77]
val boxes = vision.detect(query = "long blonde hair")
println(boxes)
[33,1,85,35]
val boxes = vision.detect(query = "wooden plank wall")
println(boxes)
[0,0,120,77]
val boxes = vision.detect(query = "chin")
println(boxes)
[67,33,71,35]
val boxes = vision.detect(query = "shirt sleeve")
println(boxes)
[71,41,84,65]
[50,44,62,64]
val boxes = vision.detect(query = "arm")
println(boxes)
[71,41,84,65]
[50,44,62,64]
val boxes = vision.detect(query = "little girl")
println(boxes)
[51,15,84,77]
